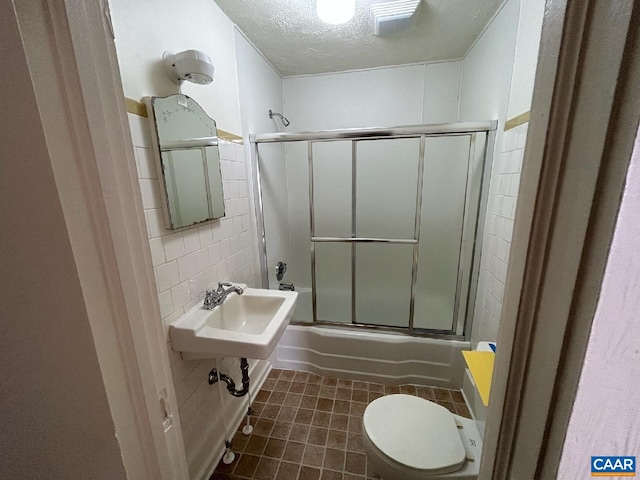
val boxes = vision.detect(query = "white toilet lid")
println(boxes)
[363,394,466,475]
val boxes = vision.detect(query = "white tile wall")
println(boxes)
[471,123,528,346]
[127,113,260,473]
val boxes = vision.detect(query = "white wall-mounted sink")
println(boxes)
[169,284,298,360]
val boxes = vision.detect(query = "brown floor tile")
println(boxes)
[351,390,368,403]
[455,402,471,418]
[271,421,293,440]
[254,418,276,436]
[335,388,351,400]
[327,430,347,450]
[450,389,465,403]
[316,398,334,412]
[348,416,361,434]
[244,434,268,455]
[299,465,321,480]
[311,411,331,427]
[256,389,271,403]
[275,380,292,392]
[333,400,350,415]
[302,444,325,467]
[284,393,302,407]
[349,402,366,418]
[234,454,260,477]
[433,387,452,402]
[352,381,368,391]
[367,383,383,393]
[300,395,317,409]
[416,386,435,400]
[438,401,456,414]
[264,437,287,458]
[262,404,281,420]
[255,456,280,479]
[330,414,349,431]
[214,454,236,474]
[307,374,323,385]
[280,370,296,381]
[293,371,310,383]
[337,378,353,389]
[269,391,287,405]
[322,376,338,386]
[232,430,250,452]
[289,423,310,443]
[282,441,305,463]
[367,392,382,403]
[290,382,306,394]
[276,461,300,480]
[295,408,315,425]
[252,402,266,417]
[343,475,365,480]
[324,448,346,471]
[321,470,344,480]
[346,433,363,453]
[399,385,417,395]
[384,385,400,394]
[262,378,278,391]
[268,369,283,380]
[304,384,321,396]
[345,452,366,475]
[308,426,329,446]
[319,386,337,399]
[278,407,298,423]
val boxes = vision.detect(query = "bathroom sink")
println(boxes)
[169,284,298,360]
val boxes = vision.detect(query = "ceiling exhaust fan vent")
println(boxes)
[370,0,420,36]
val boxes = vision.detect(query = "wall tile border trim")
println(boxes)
[125,97,243,143]
[505,111,530,131]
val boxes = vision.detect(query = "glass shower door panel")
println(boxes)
[285,141,313,322]
[315,243,351,323]
[413,136,471,331]
[355,244,414,327]
[312,141,352,237]
[355,138,420,239]
[259,143,291,291]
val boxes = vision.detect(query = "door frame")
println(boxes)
[10,0,640,478]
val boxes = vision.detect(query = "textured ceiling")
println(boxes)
[214,0,505,76]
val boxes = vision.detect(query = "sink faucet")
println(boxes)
[203,282,244,310]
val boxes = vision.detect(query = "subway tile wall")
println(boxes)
[471,123,528,346]
[127,113,260,476]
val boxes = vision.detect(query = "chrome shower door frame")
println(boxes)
[250,122,497,340]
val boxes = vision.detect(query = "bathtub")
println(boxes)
[270,324,470,389]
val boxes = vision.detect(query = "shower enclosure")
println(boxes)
[250,122,496,339]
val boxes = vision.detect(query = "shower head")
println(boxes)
[269,109,290,127]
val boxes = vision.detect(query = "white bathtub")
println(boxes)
[270,324,470,389]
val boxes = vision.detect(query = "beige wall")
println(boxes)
[0,2,126,477]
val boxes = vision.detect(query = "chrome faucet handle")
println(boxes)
[218,282,232,289]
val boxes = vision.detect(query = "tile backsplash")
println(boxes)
[127,113,261,476]
[472,122,528,346]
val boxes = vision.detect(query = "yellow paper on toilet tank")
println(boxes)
[462,351,495,407]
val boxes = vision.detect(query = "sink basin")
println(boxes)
[169,284,298,360]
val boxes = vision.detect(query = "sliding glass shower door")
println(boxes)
[252,123,493,337]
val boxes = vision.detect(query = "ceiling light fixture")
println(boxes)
[317,0,355,25]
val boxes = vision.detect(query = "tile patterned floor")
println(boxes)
[211,369,470,480]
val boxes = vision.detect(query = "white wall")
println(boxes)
[558,129,640,478]
[466,0,546,346]
[283,61,462,130]
[129,112,261,478]
[1,3,127,477]
[109,0,242,135]
[508,0,547,118]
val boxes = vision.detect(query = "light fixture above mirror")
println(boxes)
[317,0,355,25]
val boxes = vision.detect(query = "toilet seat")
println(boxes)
[363,394,467,476]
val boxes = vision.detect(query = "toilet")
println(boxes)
[362,394,483,479]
